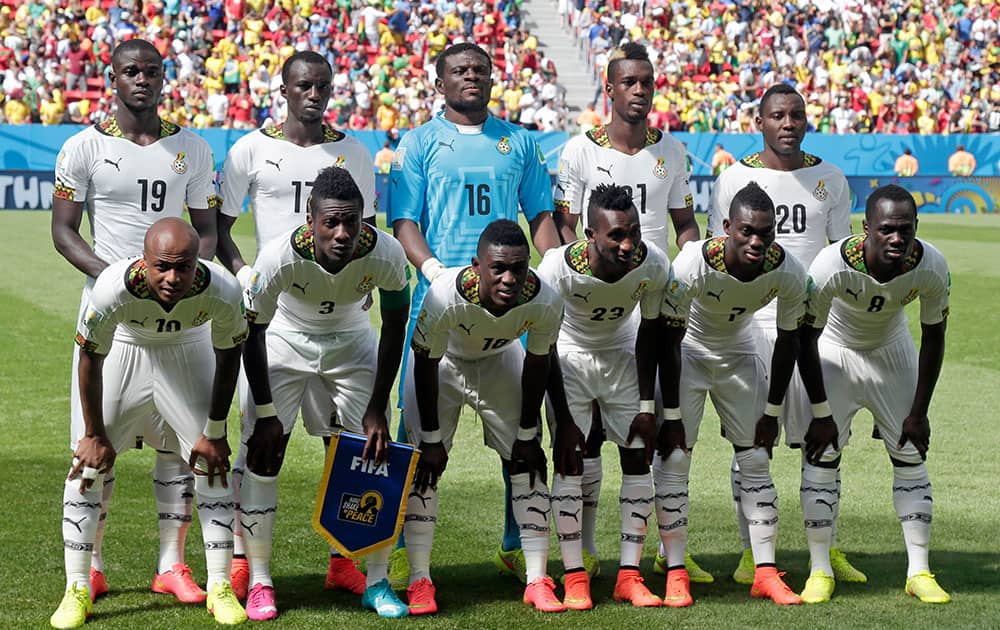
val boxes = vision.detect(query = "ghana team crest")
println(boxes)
[631,281,648,301]
[191,310,209,326]
[653,158,668,179]
[497,136,512,155]
[172,152,188,174]
[334,155,347,168]
[356,274,375,294]
[760,287,779,305]
[515,319,535,336]
[813,179,828,201]
[900,288,919,305]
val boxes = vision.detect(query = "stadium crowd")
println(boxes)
[0,0,569,130]
[569,0,1000,134]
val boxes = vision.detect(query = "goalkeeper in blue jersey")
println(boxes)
[387,42,561,594]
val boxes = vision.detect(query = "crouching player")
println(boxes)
[402,220,566,614]
[538,183,672,610]
[237,166,411,620]
[52,218,248,628]
[795,185,951,604]
[654,182,812,606]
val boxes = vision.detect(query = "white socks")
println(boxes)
[510,473,551,583]
[580,457,602,557]
[194,474,236,590]
[90,469,114,573]
[800,457,838,576]
[153,452,194,573]
[735,447,778,566]
[63,471,104,591]
[551,474,584,571]
[653,450,690,568]
[731,455,751,550]
[238,471,277,587]
[893,463,933,577]
[404,483,438,584]
[619,473,653,568]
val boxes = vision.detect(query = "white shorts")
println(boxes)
[819,336,921,463]
[403,344,525,459]
[754,324,813,446]
[558,348,643,449]
[239,327,377,440]
[81,338,216,461]
[680,348,769,449]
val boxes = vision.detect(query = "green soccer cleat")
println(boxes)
[732,548,755,585]
[387,547,409,591]
[362,578,410,618]
[206,582,248,625]
[493,546,527,584]
[50,583,92,629]
[653,551,714,583]
[905,571,951,604]
[829,548,868,583]
[800,569,836,604]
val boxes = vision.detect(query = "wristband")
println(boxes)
[811,401,832,418]
[663,407,682,421]
[422,429,442,443]
[420,257,445,282]
[235,265,253,289]
[639,400,656,415]
[81,466,99,481]
[764,402,783,417]
[256,402,277,418]
[516,425,537,441]
[204,418,227,440]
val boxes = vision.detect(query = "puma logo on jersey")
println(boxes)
[438,139,455,152]
[814,498,837,512]
[63,516,88,533]
[130,316,149,327]
[631,511,650,524]
[391,177,399,187]
[596,165,613,178]
[240,519,259,536]
[211,518,236,533]
[559,508,581,522]
[572,291,592,303]
[707,289,724,301]
[265,158,283,171]
[292,282,309,294]
[103,157,122,171]
[845,287,862,300]
[556,183,566,194]
[458,323,475,335]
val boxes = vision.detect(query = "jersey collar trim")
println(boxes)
[290,223,378,263]
[586,125,661,149]
[124,259,211,300]
[456,266,542,306]
[840,235,924,275]
[260,124,346,143]
[703,237,785,275]
[740,151,822,169]
[565,239,648,276]
[96,117,181,139]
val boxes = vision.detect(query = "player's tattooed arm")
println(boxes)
[655,322,687,460]
[528,211,561,256]
[756,327,800,458]
[51,198,108,278]
[899,320,947,460]
[413,350,448,493]
[547,348,585,477]
[215,214,247,274]
[242,322,284,476]
[669,205,700,249]
[188,208,218,261]
[72,349,116,492]
[362,293,410,463]
[798,325,837,464]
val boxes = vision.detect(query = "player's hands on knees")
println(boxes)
[898,414,930,460]
[511,437,547,488]
[70,435,117,493]
[656,419,687,461]
[415,441,448,493]
[190,435,231,488]
[361,407,391,464]
[553,422,586,477]
[627,412,657,465]
[804,416,838,465]
[246,416,284,475]
[754,414,779,459]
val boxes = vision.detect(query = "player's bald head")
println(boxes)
[144,218,199,258]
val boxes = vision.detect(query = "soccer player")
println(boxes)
[388,42,560,585]
[50,38,220,606]
[706,83,860,585]
[216,50,378,599]
[401,220,565,614]
[656,182,810,607]
[537,184,672,610]
[51,219,248,628]
[796,185,951,604]
[551,41,705,583]
[236,166,411,620]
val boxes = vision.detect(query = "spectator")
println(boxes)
[711,143,735,175]
[895,148,919,177]
[948,144,977,176]
[374,140,395,174]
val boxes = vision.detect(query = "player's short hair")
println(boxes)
[478,219,528,253]
[587,183,637,226]
[282,50,332,82]
[865,184,916,220]
[729,181,775,219]
[606,42,651,81]
[435,43,492,79]
[308,166,363,215]
[111,39,161,68]
[758,83,803,116]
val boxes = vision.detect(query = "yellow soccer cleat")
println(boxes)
[653,551,714,583]
[206,582,248,625]
[830,548,868,583]
[905,571,951,604]
[50,584,92,629]
[493,546,527,584]
[388,547,409,591]
[800,569,836,604]
[731,548,755,585]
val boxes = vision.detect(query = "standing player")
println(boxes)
[551,41,705,583]
[401,220,565,614]
[50,39,220,606]
[51,219,247,628]
[216,50,378,599]
[796,185,951,604]
[538,184,672,610]
[388,42,561,585]
[706,83,860,586]
[237,166,411,620]
[655,183,810,607]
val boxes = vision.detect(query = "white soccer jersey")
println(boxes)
[54,118,218,264]
[805,235,950,350]
[244,222,408,335]
[663,237,807,355]
[536,239,670,352]
[554,126,692,254]
[219,125,376,251]
[76,258,247,353]
[412,266,564,361]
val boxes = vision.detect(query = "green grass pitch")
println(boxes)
[1,211,997,628]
